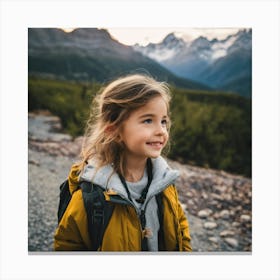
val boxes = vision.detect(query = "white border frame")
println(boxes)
[1,0,279,279]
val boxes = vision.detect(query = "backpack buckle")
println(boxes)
[93,209,104,224]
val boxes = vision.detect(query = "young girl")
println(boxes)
[54,74,192,251]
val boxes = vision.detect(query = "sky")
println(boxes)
[63,27,242,46]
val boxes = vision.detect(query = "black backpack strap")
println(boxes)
[80,181,114,251]
[155,192,165,251]
[135,158,153,204]
[57,179,71,223]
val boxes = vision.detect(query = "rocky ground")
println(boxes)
[28,111,252,252]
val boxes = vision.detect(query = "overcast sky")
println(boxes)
[63,27,243,46]
[107,27,242,46]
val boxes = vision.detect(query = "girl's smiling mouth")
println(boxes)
[146,141,164,148]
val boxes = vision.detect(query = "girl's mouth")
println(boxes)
[146,141,164,148]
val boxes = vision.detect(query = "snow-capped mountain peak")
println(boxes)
[133,30,250,63]
[133,29,252,97]
[210,34,238,60]
[134,32,186,62]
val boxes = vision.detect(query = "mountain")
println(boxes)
[28,28,210,91]
[134,33,186,62]
[133,29,252,97]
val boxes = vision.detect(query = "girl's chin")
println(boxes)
[147,151,162,158]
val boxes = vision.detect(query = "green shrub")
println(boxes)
[28,77,251,177]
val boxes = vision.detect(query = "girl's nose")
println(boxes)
[155,123,166,135]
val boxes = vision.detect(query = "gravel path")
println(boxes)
[28,147,245,252]
[28,149,74,251]
[28,149,204,252]
[28,113,251,252]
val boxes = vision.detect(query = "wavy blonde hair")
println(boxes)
[79,74,172,176]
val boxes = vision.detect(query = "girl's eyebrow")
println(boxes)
[139,114,168,119]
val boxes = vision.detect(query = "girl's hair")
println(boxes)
[79,74,172,176]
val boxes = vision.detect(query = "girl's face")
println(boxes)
[119,96,169,162]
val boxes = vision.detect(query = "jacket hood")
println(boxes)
[69,156,179,205]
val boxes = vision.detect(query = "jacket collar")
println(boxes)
[79,156,179,203]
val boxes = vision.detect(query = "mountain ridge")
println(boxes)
[28,28,210,91]
[133,29,252,97]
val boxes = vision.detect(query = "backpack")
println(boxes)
[57,179,115,250]
[57,159,166,251]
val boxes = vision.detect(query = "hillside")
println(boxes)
[28,28,210,91]
[28,77,252,177]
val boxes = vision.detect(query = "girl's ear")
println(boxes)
[104,124,115,134]
[105,125,122,142]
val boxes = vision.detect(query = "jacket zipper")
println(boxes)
[106,175,178,250]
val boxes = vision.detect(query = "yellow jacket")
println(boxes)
[54,157,192,251]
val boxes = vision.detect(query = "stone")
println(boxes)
[204,222,218,229]
[213,184,227,194]
[188,199,195,206]
[213,212,220,219]
[219,209,230,219]
[236,206,243,211]
[224,238,239,248]
[223,193,232,201]
[208,237,219,243]
[180,203,187,211]
[186,191,193,198]
[220,230,235,237]
[232,222,240,227]
[240,214,251,222]
[209,200,219,206]
[28,159,40,166]
[211,193,223,201]
[201,192,208,199]
[198,208,213,218]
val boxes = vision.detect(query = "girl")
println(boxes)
[54,74,192,251]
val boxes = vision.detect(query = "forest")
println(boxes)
[28,76,251,177]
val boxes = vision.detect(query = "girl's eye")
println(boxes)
[161,119,168,126]
[143,119,152,124]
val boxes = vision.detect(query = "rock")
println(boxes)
[198,208,213,218]
[211,193,223,201]
[201,192,208,199]
[204,222,218,229]
[208,237,219,243]
[180,203,187,211]
[232,222,240,227]
[220,230,235,237]
[188,199,195,207]
[240,214,251,222]
[223,193,232,201]
[219,209,230,219]
[236,205,243,211]
[209,200,219,207]
[213,212,220,219]
[230,210,236,216]
[224,238,239,248]
[186,191,193,198]
[213,184,227,194]
[28,159,40,166]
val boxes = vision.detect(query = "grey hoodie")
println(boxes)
[79,156,179,251]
